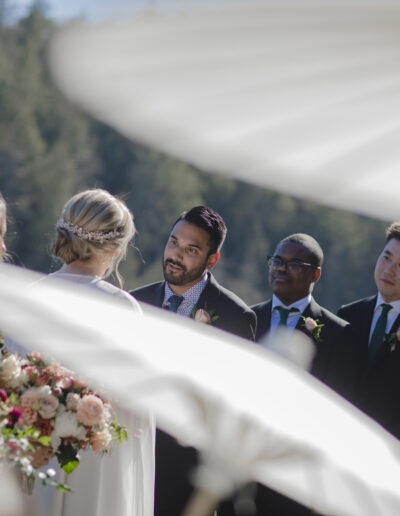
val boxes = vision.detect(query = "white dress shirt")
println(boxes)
[270,293,312,337]
[369,293,400,345]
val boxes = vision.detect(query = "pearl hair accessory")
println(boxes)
[57,220,122,244]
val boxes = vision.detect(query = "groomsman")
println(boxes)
[132,205,255,340]
[131,205,256,516]
[252,233,357,395]
[220,233,359,516]
[338,222,400,439]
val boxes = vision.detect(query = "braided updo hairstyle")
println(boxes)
[51,189,135,286]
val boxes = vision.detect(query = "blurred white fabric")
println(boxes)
[1,263,400,515]
[5,271,155,516]
[0,466,27,516]
[48,0,400,221]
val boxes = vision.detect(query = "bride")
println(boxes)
[26,189,155,516]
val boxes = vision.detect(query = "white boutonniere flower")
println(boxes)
[301,316,324,343]
[192,304,219,324]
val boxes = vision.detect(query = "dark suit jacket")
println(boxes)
[219,298,359,516]
[338,295,400,439]
[252,297,358,398]
[131,272,256,341]
[131,273,256,516]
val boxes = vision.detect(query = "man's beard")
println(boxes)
[163,258,207,286]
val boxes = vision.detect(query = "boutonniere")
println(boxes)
[386,329,400,352]
[191,304,219,324]
[301,316,324,342]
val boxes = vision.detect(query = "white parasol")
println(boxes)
[0,263,400,515]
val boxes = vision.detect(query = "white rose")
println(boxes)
[53,410,86,441]
[0,355,23,388]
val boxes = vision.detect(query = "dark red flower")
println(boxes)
[7,407,22,428]
[0,388,7,402]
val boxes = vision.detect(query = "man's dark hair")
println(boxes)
[173,206,227,254]
[386,222,400,243]
[279,233,323,267]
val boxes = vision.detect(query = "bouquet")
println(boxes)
[0,343,127,493]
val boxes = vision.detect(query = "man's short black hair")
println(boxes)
[173,206,227,254]
[386,222,400,243]
[278,233,323,267]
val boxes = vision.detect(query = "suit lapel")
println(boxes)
[193,273,218,316]
[389,313,400,334]
[257,301,272,340]
[295,298,321,337]
[360,296,377,349]
[372,310,400,367]
[155,282,166,307]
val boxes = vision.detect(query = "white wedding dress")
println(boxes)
[9,272,155,516]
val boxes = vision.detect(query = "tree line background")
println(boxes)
[0,6,389,311]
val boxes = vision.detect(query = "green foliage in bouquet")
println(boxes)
[0,344,128,493]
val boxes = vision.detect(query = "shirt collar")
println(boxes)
[375,292,400,312]
[272,293,311,314]
[163,273,209,306]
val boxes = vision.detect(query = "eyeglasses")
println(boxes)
[267,256,321,273]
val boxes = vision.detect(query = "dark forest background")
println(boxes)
[0,6,388,311]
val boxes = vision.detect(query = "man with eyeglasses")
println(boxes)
[252,233,356,392]
[337,222,400,439]
[246,233,359,516]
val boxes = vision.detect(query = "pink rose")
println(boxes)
[33,367,52,386]
[305,317,318,331]
[194,309,211,324]
[89,428,112,454]
[57,376,73,390]
[20,387,40,408]
[77,395,106,426]
[48,365,70,385]
[23,365,35,379]
[21,386,59,419]
[28,351,43,361]
[20,406,38,425]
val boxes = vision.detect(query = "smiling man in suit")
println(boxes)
[246,233,358,516]
[132,205,255,340]
[338,222,400,439]
[252,233,355,393]
[131,205,256,516]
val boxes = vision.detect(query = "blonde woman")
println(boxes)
[37,189,155,516]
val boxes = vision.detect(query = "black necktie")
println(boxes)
[167,295,184,313]
[368,303,392,365]
[275,306,299,327]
